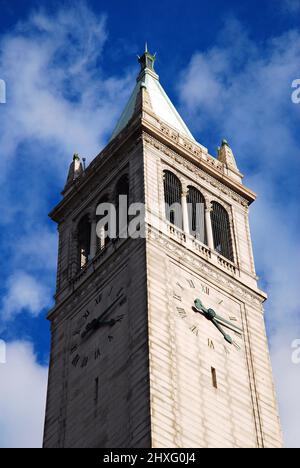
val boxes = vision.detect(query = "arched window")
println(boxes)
[211,202,234,261]
[96,195,110,252]
[116,174,129,238]
[187,187,207,244]
[163,170,182,229]
[78,215,91,269]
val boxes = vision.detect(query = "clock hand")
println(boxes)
[193,299,241,348]
[213,313,243,335]
[193,299,242,335]
[210,318,233,345]
[81,315,124,339]
[81,295,125,339]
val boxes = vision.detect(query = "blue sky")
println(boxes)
[0,0,300,448]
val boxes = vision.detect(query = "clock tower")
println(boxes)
[43,48,283,448]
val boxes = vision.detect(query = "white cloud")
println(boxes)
[0,341,48,448]
[0,3,134,182]
[178,18,300,448]
[12,228,58,273]
[0,3,137,447]
[1,272,51,321]
[271,330,300,448]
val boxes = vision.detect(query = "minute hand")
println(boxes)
[211,318,233,345]
[81,294,125,339]
[213,314,243,335]
[193,299,242,335]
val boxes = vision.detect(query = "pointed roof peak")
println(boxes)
[110,48,195,142]
[218,139,239,171]
[63,152,83,194]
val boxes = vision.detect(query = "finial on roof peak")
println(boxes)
[138,44,156,74]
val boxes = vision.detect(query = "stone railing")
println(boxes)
[217,255,237,275]
[192,238,212,260]
[168,224,187,243]
[167,224,215,263]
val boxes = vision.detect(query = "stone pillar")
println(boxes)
[181,188,190,235]
[205,203,215,250]
[90,216,97,259]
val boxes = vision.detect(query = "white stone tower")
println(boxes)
[43,48,283,448]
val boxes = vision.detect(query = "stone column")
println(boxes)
[205,203,215,250]
[90,216,98,259]
[181,188,190,235]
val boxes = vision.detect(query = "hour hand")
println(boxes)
[81,315,124,338]
[211,318,233,344]
[194,298,242,335]
[106,315,124,327]
[213,313,243,335]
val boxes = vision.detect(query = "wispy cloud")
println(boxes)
[0,341,48,448]
[0,4,135,325]
[0,3,134,176]
[1,272,52,321]
[281,0,300,13]
[178,17,300,447]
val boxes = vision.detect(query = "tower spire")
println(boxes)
[138,44,156,74]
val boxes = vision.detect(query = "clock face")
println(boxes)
[170,263,244,355]
[68,279,127,371]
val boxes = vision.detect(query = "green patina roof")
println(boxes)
[110,48,195,142]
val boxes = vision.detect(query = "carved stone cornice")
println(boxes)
[146,225,266,307]
[143,132,252,208]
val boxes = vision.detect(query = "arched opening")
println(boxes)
[187,186,207,244]
[116,174,129,238]
[163,170,182,229]
[211,202,234,261]
[78,215,91,269]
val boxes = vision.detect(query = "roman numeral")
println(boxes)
[119,297,127,306]
[187,279,195,289]
[208,339,215,350]
[81,356,89,368]
[176,282,184,290]
[190,325,199,336]
[177,307,187,319]
[71,354,80,368]
[173,293,182,302]
[201,285,210,295]
[94,348,101,360]
[229,316,237,322]
[83,310,90,320]
[70,345,78,355]
[95,294,102,305]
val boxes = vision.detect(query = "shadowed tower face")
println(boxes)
[43,47,283,449]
